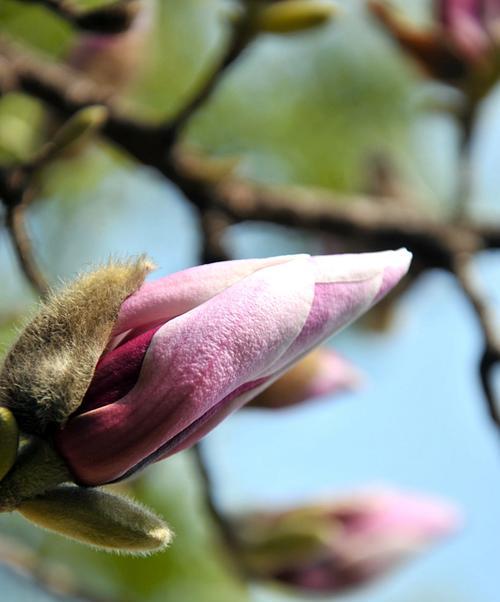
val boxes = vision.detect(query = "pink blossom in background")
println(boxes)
[55,250,411,486]
[437,0,500,62]
[239,487,461,594]
[248,348,363,409]
[68,0,154,90]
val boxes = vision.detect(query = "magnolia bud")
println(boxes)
[249,349,362,409]
[257,1,338,34]
[0,439,71,513]
[19,485,172,554]
[69,0,154,92]
[236,488,460,594]
[37,106,108,164]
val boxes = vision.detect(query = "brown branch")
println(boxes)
[1,36,498,270]
[0,37,168,162]
[169,151,485,270]
[16,0,140,34]
[163,143,495,274]
[453,253,500,427]
[0,166,48,297]
[199,209,232,264]
[1,38,498,268]
[5,199,49,298]
[192,443,249,580]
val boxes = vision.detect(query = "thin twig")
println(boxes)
[5,201,49,298]
[453,253,500,427]
[164,3,259,141]
[192,443,240,552]
[199,209,232,263]
[453,100,478,221]
[0,165,48,297]
[192,443,250,580]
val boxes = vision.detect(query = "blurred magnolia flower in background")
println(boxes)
[53,250,411,486]
[437,0,500,63]
[236,487,461,594]
[68,0,154,92]
[248,348,363,409]
[369,0,500,90]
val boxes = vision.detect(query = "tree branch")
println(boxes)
[453,253,500,427]
[192,443,249,580]
[199,209,232,264]
[168,150,486,270]
[0,167,48,297]
[5,202,48,298]
[1,36,496,269]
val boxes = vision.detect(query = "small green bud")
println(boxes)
[257,1,337,34]
[38,105,108,163]
[0,407,18,481]
[0,439,70,512]
[19,485,173,554]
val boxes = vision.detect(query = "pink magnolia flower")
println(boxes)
[68,0,153,91]
[437,0,500,62]
[248,348,363,409]
[370,0,500,85]
[238,487,460,594]
[55,250,411,486]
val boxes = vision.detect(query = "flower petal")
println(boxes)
[113,255,307,337]
[262,249,411,375]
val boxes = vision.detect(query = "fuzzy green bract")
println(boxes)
[0,257,153,434]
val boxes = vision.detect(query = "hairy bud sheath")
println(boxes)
[0,257,153,433]
[19,485,172,554]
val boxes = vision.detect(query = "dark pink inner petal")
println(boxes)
[78,325,162,413]
[275,282,370,370]
[108,376,269,483]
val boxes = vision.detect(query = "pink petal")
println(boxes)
[262,249,411,375]
[113,255,307,337]
[438,0,491,61]
[346,488,462,540]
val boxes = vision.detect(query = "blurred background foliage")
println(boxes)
[0,0,499,600]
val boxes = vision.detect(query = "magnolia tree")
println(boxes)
[0,0,498,601]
